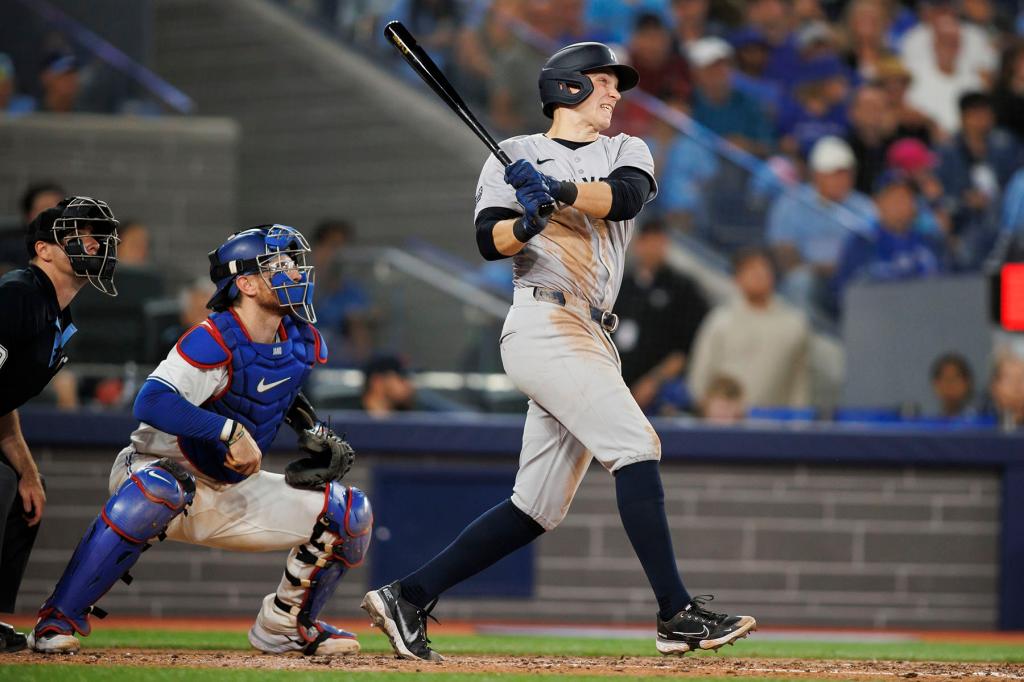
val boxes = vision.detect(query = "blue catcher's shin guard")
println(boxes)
[263,483,371,654]
[34,459,195,638]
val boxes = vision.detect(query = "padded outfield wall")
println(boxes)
[16,409,1022,631]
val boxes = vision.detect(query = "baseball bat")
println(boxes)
[383,21,555,216]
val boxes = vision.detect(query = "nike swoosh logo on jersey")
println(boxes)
[536,158,554,165]
[257,376,291,393]
[672,626,710,638]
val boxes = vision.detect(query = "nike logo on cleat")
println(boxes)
[257,377,291,392]
[536,158,554,165]
[672,626,710,637]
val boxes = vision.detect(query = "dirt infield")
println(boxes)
[5,649,1024,681]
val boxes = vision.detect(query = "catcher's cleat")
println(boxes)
[249,594,359,656]
[656,595,757,656]
[0,621,27,653]
[361,581,443,662]
[27,629,80,654]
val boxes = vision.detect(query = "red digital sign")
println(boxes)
[1001,263,1024,331]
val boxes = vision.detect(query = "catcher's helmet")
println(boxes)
[26,196,121,296]
[538,42,639,118]
[207,224,316,323]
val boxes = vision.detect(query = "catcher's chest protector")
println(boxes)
[177,310,327,483]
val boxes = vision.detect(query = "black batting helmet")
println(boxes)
[538,42,639,118]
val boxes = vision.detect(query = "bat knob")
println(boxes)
[539,202,556,218]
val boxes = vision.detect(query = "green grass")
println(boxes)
[0,668,830,682]
[46,628,1024,663]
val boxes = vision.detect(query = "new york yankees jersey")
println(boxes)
[475,133,658,310]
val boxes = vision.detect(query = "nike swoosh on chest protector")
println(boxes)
[257,376,291,393]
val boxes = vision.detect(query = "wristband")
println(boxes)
[226,422,247,446]
[553,180,578,205]
[512,217,535,243]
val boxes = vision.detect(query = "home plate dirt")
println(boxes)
[4,650,1024,681]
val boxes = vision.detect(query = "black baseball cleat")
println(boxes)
[0,621,28,653]
[361,581,443,662]
[656,595,757,655]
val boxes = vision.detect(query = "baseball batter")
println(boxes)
[29,225,370,657]
[363,42,756,660]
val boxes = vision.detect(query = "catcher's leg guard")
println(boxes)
[32,459,195,648]
[250,482,371,656]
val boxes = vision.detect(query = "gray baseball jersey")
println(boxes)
[475,133,658,310]
[477,133,662,531]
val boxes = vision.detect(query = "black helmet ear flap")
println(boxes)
[539,68,595,117]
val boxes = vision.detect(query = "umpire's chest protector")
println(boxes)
[176,310,327,483]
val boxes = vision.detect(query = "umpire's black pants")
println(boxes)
[0,454,41,613]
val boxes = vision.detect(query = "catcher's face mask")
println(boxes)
[52,196,120,297]
[257,225,316,324]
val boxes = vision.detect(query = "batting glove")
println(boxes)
[505,159,577,205]
[513,185,554,241]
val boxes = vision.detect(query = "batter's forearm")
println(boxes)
[493,218,529,256]
[0,410,41,481]
[567,181,613,219]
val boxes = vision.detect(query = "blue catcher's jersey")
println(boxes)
[176,310,326,483]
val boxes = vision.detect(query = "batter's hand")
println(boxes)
[505,159,558,194]
[19,474,45,526]
[225,424,262,476]
[515,185,554,238]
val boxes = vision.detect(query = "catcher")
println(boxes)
[29,225,369,656]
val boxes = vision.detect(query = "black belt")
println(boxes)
[532,287,619,333]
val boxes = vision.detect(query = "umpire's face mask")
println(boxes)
[52,197,121,297]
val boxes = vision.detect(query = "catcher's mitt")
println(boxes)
[284,423,355,490]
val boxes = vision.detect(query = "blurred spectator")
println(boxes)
[992,41,1024,143]
[930,352,976,419]
[38,50,81,114]
[689,37,773,156]
[1001,165,1024,239]
[902,3,996,134]
[729,28,784,118]
[874,55,939,145]
[767,136,875,313]
[116,220,151,266]
[158,277,217,355]
[795,20,840,63]
[645,101,719,232]
[846,83,898,194]
[841,0,896,82]
[688,247,811,408]
[746,0,800,85]
[832,172,944,306]
[584,0,672,45]
[362,354,416,416]
[487,1,549,134]
[884,137,951,238]
[777,55,851,157]
[671,0,717,46]
[0,181,65,274]
[613,219,709,413]
[310,219,373,365]
[936,92,1021,268]
[614,12,692,137]
[452,0,520,109]
[698,374,746,424]
[987,349,1024,430]
[0,53,34,116]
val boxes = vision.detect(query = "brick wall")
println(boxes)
[0,114,238,284]
[17,447,1000,630]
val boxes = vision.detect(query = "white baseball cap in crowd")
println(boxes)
[809,136,856,173]
[688,37,734,69]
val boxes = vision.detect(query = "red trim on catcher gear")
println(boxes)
[344,486,372,538]
[101,508,145,544]
[35,607,89,637]
[129,473,184,511]
[175,320,232,369]
[310,325,326,365]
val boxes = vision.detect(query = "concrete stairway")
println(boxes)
[152,0,484,258]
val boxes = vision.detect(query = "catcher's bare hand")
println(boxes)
[225,424,262,476]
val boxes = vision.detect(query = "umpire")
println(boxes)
[0,196,119,651]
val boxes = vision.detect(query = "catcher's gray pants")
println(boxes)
[109,448,326,551]
[501,288,661,531]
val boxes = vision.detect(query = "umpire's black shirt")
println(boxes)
[0,265,76,415]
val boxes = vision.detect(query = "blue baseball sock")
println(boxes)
[399,498,545,610]
[615,460,691,621]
